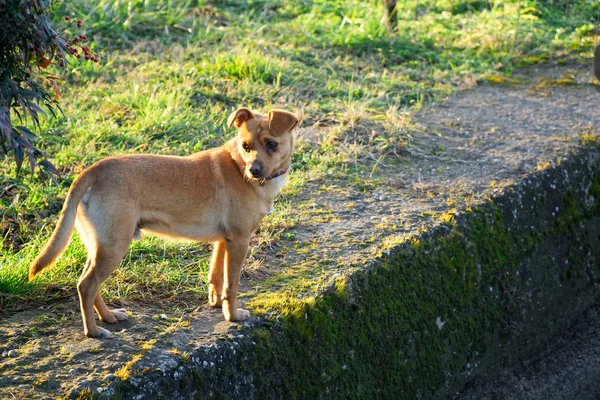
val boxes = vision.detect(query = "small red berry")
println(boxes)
[82,46,89,52]
[93,58,99,63]
[85,56,90,60]
[76,54,81,58]
[80,34,87,40]
[73,37,79,43]
[64,16,70,21]
[59,62,65,67]
[77,20,82,27]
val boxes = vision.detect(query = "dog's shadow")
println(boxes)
[100,318,135,333]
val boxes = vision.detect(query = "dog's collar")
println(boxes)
[265,167,288,181]
[259,167,289,186]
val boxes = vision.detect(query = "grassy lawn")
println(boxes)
[1,0,598,315]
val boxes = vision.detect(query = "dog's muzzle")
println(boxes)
[248,161,263,178]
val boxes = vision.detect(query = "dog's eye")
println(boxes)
[242,142,251,153]
[266,141,278,150]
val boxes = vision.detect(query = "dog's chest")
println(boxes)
[271,174,287,192]
[263,174,287,214]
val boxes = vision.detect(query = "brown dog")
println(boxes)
[29,108,298,338]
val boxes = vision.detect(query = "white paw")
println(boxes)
[99,308,128,324]
[98,327,112,338]
[225,308,250,322]
[237,308,250,321]
[86,326,112,339]
[111,308,128,321]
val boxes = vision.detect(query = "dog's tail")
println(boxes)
[29,170,96,281]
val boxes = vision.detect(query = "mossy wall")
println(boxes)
[110,149,600,400]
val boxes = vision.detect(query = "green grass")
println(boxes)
[1,0,598,315]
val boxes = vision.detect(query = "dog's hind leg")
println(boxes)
[208,241,225,307]
[81,258,128,322]
[77,244,130,338]
[76,213,129,326]
[94,293,128,324]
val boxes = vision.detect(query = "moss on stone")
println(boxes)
[238,155,600,399]
[244,206,523,398]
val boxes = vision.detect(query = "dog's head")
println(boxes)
[228,107,298,181]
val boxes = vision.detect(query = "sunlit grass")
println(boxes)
[1,0,598,314]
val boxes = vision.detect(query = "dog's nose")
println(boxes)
[249,162,263,178]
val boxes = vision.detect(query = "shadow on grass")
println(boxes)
[331,36,439,67]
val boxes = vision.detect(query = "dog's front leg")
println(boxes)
[222,237,251,321]
[208,241,225,307]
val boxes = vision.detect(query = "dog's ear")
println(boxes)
[227,107,254,128]
[268,109,298,136]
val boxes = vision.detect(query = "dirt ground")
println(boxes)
[1,60,599,398]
